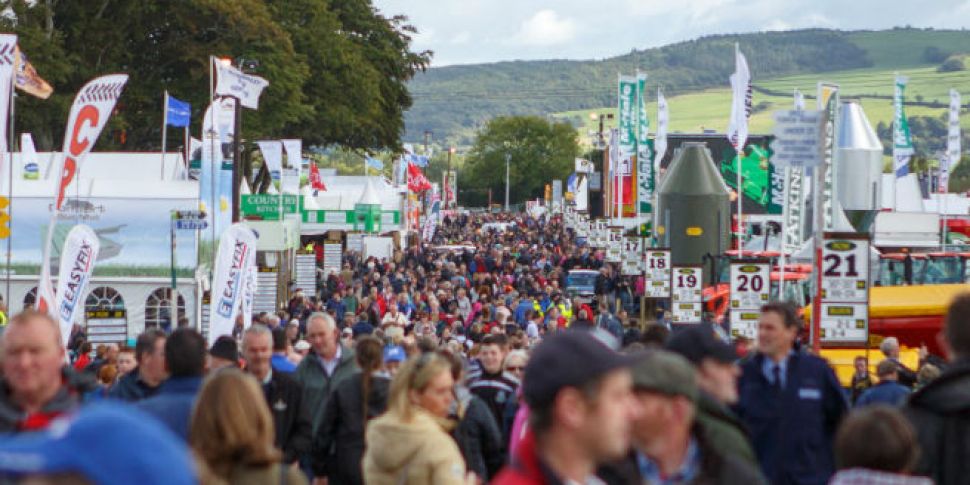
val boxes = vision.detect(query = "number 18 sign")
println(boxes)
[644,249,672,298]
[671,265,703,324]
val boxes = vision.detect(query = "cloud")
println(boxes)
[450,31,471,44]
[515,9,577,46]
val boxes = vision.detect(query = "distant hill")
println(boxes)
[405,28,970,145]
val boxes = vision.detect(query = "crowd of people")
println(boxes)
[0,212,966,485]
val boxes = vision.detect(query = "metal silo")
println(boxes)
[657,142,731,265]
[836,99,883,233]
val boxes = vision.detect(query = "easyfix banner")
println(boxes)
[54,225,100,347]
[208,223,257,344]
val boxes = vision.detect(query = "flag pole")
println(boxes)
[5,82,13,311]
[209,57,217,269]
[161,91,168,180]
[735,43,744,250]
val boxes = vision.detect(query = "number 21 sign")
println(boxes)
[821,233,869,303]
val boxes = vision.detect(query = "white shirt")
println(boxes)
[319,345,343,376]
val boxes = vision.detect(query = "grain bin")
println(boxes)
[656,142,731,265]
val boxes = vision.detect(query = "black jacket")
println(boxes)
[107,368,160,402]
[903,359,970,485]
[597,424,767,485]
[263,370,313,464]
[311,371,390,484]
[453,388,504,481]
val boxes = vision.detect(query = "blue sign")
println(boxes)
[175,220,208,230]
[166,95,192,128]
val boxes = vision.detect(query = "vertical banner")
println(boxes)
[794,88,805,111]
[216,98,235,247]
[240,244,257,328]
[0,34,16,184]
[654,88,668,176]
[817,82,840,231]
[893,75,914,178]
[636,73,653,215]
[617,76,637,217]
[54,225,100,347]
[37,74,128,318]
[21,133,38,180]
[257,140,284,183]
[281,139,302,195]
[208,223,257,344]
[944,89,961,191]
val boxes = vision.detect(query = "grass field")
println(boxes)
[555,64,970,145]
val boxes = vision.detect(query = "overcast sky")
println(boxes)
[373,0,970,66]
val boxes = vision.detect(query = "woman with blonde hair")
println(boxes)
[363,351,475,485]
[190,368,307,485]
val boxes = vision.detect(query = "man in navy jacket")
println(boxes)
[736,302,847,485]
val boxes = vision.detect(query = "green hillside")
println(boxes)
[556,65,970,139]
[406,28,970,145]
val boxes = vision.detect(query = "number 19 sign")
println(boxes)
[820,233,870,343]
[671,265,703,324]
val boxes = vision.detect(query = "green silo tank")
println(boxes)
[656,142,730,266]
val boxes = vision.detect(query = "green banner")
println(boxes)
[240,194,299,220]
[636,74,653,214]
[618,75,637,156]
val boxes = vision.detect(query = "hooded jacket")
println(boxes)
[362,409,468,485]
[903,359,970,485]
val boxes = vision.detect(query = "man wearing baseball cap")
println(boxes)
[598,351,765,485]
[666,323,757,466]
[492,331,638,485]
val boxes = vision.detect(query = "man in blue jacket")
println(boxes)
[855,359,910,407]
[136,328,206,441]
[736,302,847,485]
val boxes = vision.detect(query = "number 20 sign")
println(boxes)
[821,233,870,304]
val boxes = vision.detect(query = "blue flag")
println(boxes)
[365,156,384,170]
[166,95,191,127]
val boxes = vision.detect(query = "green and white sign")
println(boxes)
[240,194,299,220]
[636,73,654,214]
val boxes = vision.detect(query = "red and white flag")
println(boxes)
[36,74,127,320]
[407,162,432,192]
[309,162,326,191]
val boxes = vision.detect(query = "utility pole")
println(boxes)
[446,147,454,209]
[505,152,511,212]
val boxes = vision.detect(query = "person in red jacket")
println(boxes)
[492,331,639,485]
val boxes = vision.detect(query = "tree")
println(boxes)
[0,0,428,152]
[939,55,966,73]
[461,116,579,207]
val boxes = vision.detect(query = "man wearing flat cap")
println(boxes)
[598,351,766,485]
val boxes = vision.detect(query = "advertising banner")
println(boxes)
[54,224,100,346]
[208,224,257,344]
[636,73,653,214]
[892,75,914,177]
[38,74,128,317]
